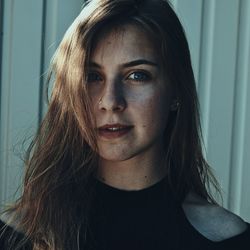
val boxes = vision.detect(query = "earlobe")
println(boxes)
[170,99,180,111]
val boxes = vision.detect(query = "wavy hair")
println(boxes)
[1,0,221,249]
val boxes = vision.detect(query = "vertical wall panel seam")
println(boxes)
[1,0,14,203]
[0,0,4,96]
[38,0,47,124]
[196,0,204,90]
[197,0,215,150]
[228,0,250,213]
[0,0,14,201]
[0,0,4,204]
[197,0,206,156]
[41,0,59,117]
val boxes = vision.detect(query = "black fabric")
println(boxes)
[0,220,32,250]
[86,177,250,250]
[1,177,250,249]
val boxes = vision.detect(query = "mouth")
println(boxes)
[98,123,134,139]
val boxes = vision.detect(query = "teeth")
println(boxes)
[104,127,130,131]
[107,127,123,131]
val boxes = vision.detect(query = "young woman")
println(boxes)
[0,0,249,249]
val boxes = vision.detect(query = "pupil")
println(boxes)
[87,73,100,82]
[135,73,143,80]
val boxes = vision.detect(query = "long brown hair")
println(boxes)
[1,0,221,249]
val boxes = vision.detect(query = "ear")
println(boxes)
[170,99,180,111]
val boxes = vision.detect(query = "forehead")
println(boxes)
[90,24,160,64]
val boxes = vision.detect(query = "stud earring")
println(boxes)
[170,100,180,111]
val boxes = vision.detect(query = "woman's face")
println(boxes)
[87,24,173,162]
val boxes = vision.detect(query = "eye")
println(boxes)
[127,71,151,82]
[86,72,102,83]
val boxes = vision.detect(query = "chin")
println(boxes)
[98,149,138,163]
[99,154,131,162]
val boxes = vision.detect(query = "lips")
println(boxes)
[98,123,133,139]
[98,123,133,130]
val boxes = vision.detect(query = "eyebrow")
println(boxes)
[89,59,159,69]
[123,59,159,68]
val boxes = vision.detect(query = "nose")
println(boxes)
[98,80,127,112]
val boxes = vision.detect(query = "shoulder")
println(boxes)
[182,192,248,242]
[0,214,20,237]
[0,218,16,248]
[0,211,25,234]
[0,217,31,249]
[0,213,19,232]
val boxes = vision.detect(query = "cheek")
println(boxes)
[88,87,99,104]
[128,88,170,129]
[126,85,164,106]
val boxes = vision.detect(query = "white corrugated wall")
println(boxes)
[170,0,250,221]
[0,0,249,221]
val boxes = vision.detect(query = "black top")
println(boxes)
[1,176,250,249]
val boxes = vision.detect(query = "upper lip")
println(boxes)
[98,123,134,130]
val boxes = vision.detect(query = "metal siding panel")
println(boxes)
[205,0,240,207]
[236,0,250,222]
[196,0,216,150]
[241,66,250,221]
[228,0,250,219]
[175,0,250,219]
[0,0,43,206]
[0,0,84,209]
[0,0,4,98]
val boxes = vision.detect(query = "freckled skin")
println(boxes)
[88,24,173,189]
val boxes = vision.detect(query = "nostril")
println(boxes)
[113,105,124,111]
[98,95,127,111]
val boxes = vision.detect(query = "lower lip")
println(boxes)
[98,127,133,139]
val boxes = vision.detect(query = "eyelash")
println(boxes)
[86,71,151,84]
